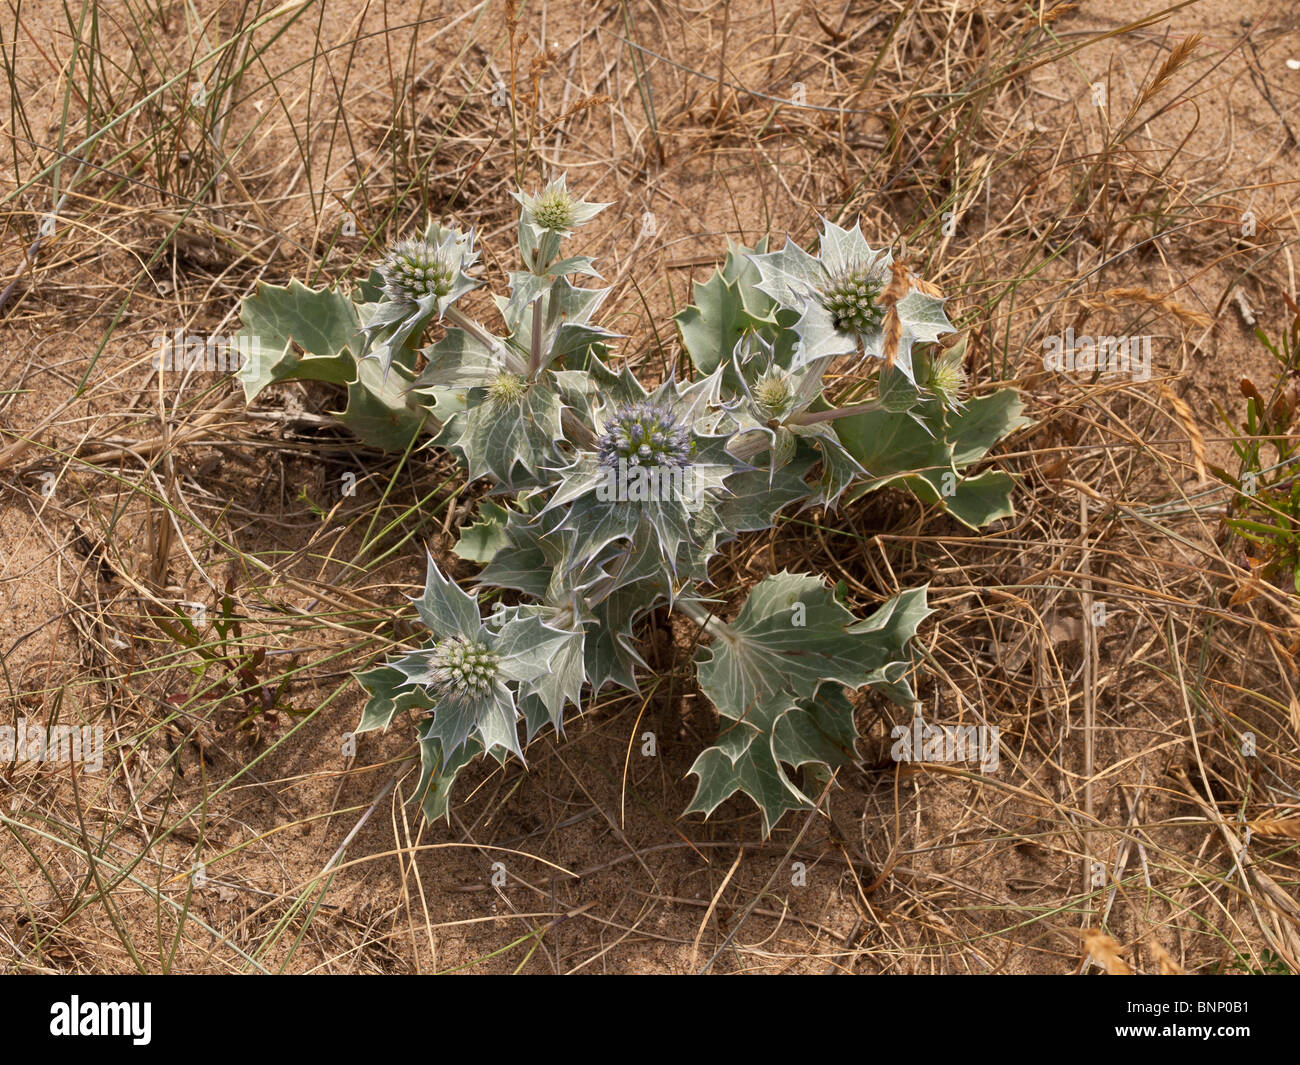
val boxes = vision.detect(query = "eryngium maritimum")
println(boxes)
[380,238,457,303]
[514,174,609,235]
[596,400,694,469]
[752,369,794,417]
[749,217,954,380]
[487,371,527,405]
[360,222,480,376]
[927,348,968,410]
[424,635,499,704]
[532,188,577,232]
[821,267,886,337]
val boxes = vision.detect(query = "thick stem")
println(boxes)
[785,399,884,427]
[444,306,526,375]
[675,597,730,640]
[527,295,544,379]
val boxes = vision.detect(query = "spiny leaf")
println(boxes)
[913,468,1019,529]
[685,717,807,836]
[414,730,483,822]
[834,387,1027,528]
[414,552,481,639]
[684,687,859,834]
[947,388,1032,466]
[339,358,432,452]
[453,501,511,563]
[356,664,433,733]
[453,383,564,486]
[687,573,931,835]
[694,572,921,717]
[236,280,363,401]
[674,241,776,374]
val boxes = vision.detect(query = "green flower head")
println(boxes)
[380,238,458,303]
[377,221,478,307]
[820,267,886,337]
[926,347,968,411]
[487,371,528,406]
[731,333,825,424]
[725,334,866,509]
[421,635,500,705]
[514,174,609,235]
[360,221,482,377]
[749,218,954,382]
[379,553,589,766]
[752,369,793,418]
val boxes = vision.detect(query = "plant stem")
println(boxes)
[528,295,544,378]
[445,306,527,375]
[785,399,885,426]
[675,597,729,639]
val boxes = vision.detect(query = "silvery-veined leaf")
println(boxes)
[412,550,481,639]
[451,373,565,487]
[413,730,483,822]
[355,663,434,734]
[687,572,932,834]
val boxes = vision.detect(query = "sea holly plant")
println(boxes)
[235,179,1028,833]
[746,219,952,381]
[362,221,482,378]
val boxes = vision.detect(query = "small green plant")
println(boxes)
[1213,295,1300,591]
[235,178,1027,834]
[153,580,298,738]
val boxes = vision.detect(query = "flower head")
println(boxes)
[423,635,500,704]
[376,222,477,307]
[532,188,578,232]
[487,371,527,406]
[820,265,886,338]
[725,334,865,508]
[378,554,576,764]
[596,399,695,469]
[380,238,458,303]
[730,333,825,424]
[540,373,735,586]
[749,218,953,381]
[926,348,968,411]
[752,368,794,418]
[360,221,482,376]
[514,175,609,236]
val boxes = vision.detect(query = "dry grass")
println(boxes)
[0,0,1298,975]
